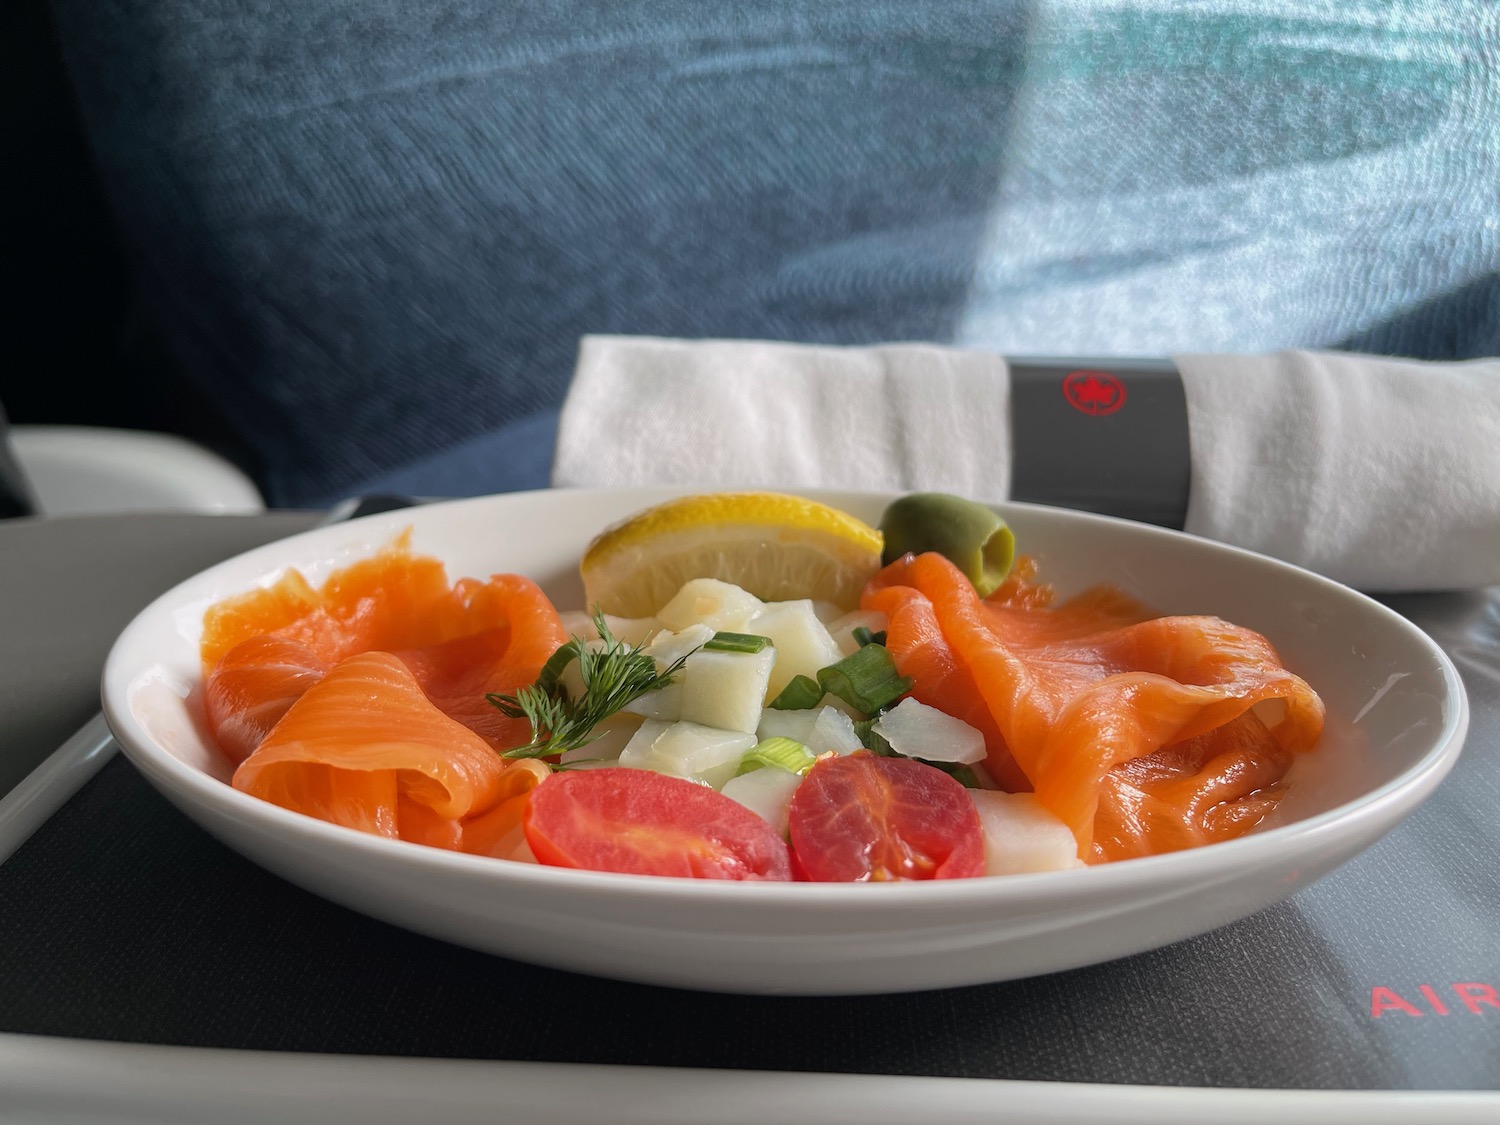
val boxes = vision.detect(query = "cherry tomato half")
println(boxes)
[524,768,793,881]
[788,753,984,881]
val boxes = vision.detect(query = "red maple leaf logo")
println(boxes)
[1062,371,1127,416]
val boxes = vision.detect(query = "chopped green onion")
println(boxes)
[536,640,583,692]
[854,718,897,756]
[704,631,772,654]
[927,761,984,788]
[850,626,887,649]
[735,736,816,777]
[817,645,912,715]
[769,674,823,710]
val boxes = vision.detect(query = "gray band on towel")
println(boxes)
[1007,358,1190,529]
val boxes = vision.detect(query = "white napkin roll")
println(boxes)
[1175,349,1500,592]
[553,335,1500,592]
[554,335,1012,501]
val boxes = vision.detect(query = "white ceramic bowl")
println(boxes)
[101,487,1468,995]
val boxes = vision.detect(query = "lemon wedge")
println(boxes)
[581,492,885,618]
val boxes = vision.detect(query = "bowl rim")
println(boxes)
[99,486,1471,910]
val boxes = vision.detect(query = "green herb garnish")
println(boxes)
[489,610,686,762]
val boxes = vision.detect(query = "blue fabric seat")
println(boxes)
[43,0,1500,507]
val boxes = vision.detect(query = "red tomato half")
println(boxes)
[524,769,793,881]
[788,754,984,881]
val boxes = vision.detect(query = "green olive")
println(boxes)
[878,492,1015,596]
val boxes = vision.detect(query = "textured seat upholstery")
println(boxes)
[44,0,1500,507]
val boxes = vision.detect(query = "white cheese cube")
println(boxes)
[680,647,777,734]
[871,697,986,764]
[968,791,1085,876]
[720,767,804,836]
[657,578,764,633]
[749,600,844,701]
[618,719,757,790]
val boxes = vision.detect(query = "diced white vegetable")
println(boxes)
[756,707,819,744]
[806,706,863,755]
[621,679,683,721]
[680,647,777,734]
[556,611,657,647]
[968,791,1085,875]
[619,625,714,722]
[815,692,865,720]
[826,609,890,656]
[748,600,844,701]
[619,718,671,761]
[871,697,986,764]
[720,767,804,836]
[558,713,642,764]
[756,705,863,755]
[619,719,757,790]
[657,578,764,633]
[643,623,715,671]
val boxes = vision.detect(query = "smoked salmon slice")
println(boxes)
[200,537,568,853]
[864,552,1324,862]
[203,635,331,766]
[393,574,570,749]
[233,651,549,843]
[200,538,568,761]
[200,531,455,673]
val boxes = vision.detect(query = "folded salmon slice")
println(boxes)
[201,538,570,851]
[200,532,456,673]
[864,553,1324,862]
[201,539,568,761]
[203,635,332,766]
[393,574,569,749]
[233,651,549,844]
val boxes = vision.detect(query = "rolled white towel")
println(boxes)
[552,335,1500,592]
[553,336,1012,500]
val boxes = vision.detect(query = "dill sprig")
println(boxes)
[488,610,686,763]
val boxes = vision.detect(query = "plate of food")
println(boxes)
[99,487,1467,994]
